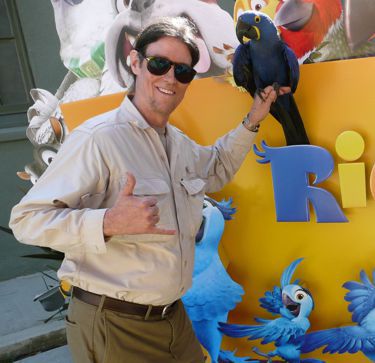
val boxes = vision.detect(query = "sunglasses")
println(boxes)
[138,52,197,84]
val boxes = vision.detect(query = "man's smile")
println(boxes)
[156,86,175,95]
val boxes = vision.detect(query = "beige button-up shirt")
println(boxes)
[10,97,256,305]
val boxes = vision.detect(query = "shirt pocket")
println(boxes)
[180,178,206,236]
[132,178,174,231]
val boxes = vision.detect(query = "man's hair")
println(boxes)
[134,17,200,67]
[125,17,200,93]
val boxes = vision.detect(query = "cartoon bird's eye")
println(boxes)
[41,149,57,166]
[254,15,261,23]
[235,8,245,22]
[203,198,215,208]
[31,176,38,185]
[251,0,267,12]
[294,290,307,301]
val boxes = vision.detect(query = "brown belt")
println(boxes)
[73,287,177,319]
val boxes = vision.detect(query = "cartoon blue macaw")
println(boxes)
[233,10,309,145]
[219,258,324,363]
[301,269,375,362]
[182,197,248,363]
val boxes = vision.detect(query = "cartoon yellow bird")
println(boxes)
[234,0,277,23]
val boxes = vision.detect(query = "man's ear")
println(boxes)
[129,50,141,76]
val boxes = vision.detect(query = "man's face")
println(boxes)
[130,36,193,126]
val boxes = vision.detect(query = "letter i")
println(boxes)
[335,131,366,208]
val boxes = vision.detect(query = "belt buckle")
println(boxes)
[161,303,173,318]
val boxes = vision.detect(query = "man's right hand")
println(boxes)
[103,172,176,238]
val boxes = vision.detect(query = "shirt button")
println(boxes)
[184,260,187,268]
[180,287,185,293]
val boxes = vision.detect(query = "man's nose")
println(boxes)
[163,66,177,83]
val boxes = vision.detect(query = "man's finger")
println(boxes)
[279,86,292,95]
[263,85,273,95]
[142,197,158,207]
[149,205,159,216]
[270,90,278,103]
[122,172,136,196]
[149,215,160,225]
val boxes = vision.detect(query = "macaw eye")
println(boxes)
[251,0,267,12]
[294,290,307,301]
[254,15,261,23]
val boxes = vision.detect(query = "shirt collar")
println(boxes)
[118,96,151,130]
[119,95,164,131]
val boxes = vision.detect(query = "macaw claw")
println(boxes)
[272,82,281,97]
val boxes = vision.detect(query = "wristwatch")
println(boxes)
[242,115,260,133]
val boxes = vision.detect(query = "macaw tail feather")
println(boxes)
[271,95,310,146]
[301,359,326,363]
[218,349,253,363]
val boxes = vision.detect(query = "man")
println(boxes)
[10,17,286,363]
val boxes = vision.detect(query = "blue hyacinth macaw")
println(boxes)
[233,11,309,145]
[219,258,324,363]
[301,269,375,361]
[182,197,248,363]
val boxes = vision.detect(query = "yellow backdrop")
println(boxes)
[62,56,375,362]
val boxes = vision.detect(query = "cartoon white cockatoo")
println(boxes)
[22,0,240,183]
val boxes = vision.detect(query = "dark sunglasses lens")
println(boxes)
[147,57,171,75]
[174,64,197,84]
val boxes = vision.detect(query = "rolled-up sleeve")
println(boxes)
[9,130,109,254]
[190,123,257,192]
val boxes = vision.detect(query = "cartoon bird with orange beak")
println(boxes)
[274,0,342,63]
[274,0,375,64]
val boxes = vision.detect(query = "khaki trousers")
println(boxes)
[65,296,205,363]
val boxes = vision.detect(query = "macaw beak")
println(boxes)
[274,0,314,31]
[282,293,300,317]
[236,18,261,44]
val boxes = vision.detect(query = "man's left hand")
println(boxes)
[244,85,291,129]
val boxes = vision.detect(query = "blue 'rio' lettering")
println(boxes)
[254,141,348,223]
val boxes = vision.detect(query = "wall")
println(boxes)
[0,0,65,281]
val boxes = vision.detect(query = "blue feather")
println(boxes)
[281,258,304,289]
[302,270,375,361]
[361,270,375,288]
[259,286,283,314]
